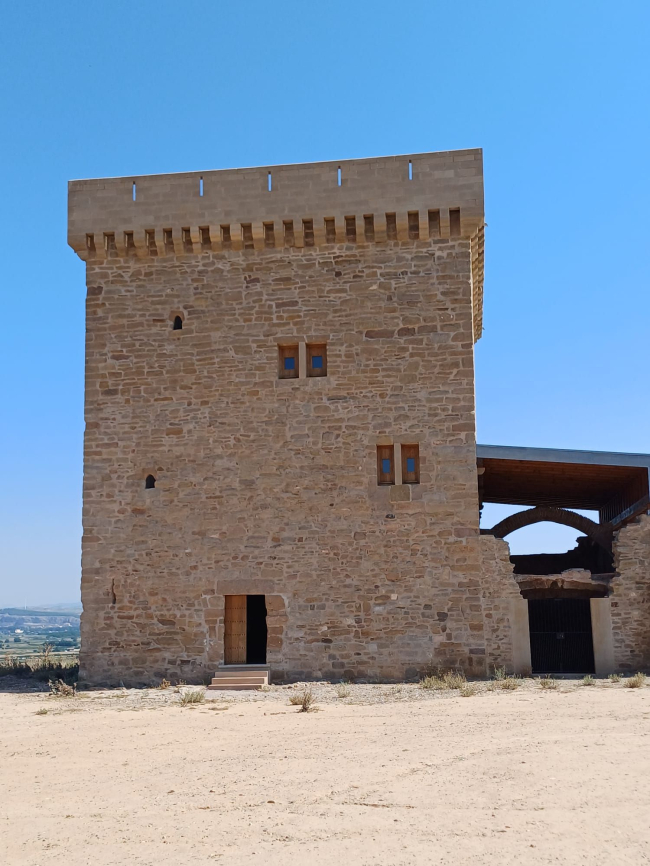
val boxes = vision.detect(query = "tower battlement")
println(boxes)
[68,148,485,336]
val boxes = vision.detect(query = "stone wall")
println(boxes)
[78,230,488,685]
[611,514,650,671]
[479,535,522,674]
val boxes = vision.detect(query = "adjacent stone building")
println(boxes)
[68,150,650,685]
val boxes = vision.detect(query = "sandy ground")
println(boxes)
[1,678,650,866]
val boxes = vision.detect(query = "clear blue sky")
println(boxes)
[1,1,648,606]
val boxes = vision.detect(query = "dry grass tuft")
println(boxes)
[158,679,171,690]
[624,672,646,689]
[335,682,351,699]
[290,686,316,712]
[492,667,507,681]
[35,707,48,715]
[459,683,479,697]
[608,673,621,683]
[581,675,595,687]
[179,688,205,706]
[538,676,558,690]
[420,670,466,691]
[496,676,520,691]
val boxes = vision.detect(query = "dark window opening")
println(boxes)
[246,595,268,664]
[86,234,96,254]
[364,214,375,242]
[124,231,136,254]
[307,343,327,377]
[263,222,275,248]
[221,225,232,248]
[278,344,299,379]
[345,216,357,242]
[173,316,183,331]
[401,444,420,484]
[163,228,174,254]
[145,474,156,489]
[377,445,395,485]
[182,228,193,253]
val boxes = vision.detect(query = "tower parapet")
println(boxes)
[68,149,485,338]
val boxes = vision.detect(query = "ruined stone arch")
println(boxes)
[487,505,613,551]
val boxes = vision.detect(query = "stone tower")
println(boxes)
[68,149,488,685]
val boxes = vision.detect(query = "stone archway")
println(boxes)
[487,505,613,552]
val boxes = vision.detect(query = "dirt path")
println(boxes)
[1,680,649,865]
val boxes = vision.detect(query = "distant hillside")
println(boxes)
[0,608,81,619]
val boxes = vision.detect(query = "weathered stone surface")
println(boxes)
[479,535,521,674]
[611,515,650,671]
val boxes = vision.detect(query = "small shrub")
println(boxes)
[492,667,507,681]
[336,682,351,699]
[49,679,76,697]
[290,686,315,712]
[581,675,595,687]
[624,672,646,689]
[420,670,466,691]
[496,676,520,691]
[608,673,621,683]
[35,707,48,715]
[538,676,558,690]
[158,679,171,690]
[179,688,205,706]
[443,671,466,689]
[459,683,478,697]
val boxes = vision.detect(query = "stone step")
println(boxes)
[207,683,265,692]
[216,665,270,673]
[207,666,270,691]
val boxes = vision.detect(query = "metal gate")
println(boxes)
[528,598,595,674]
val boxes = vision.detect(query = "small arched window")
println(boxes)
[172,315,183,331]
[145,475,156,489]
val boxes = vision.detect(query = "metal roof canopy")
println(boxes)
[477,445,650,524]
